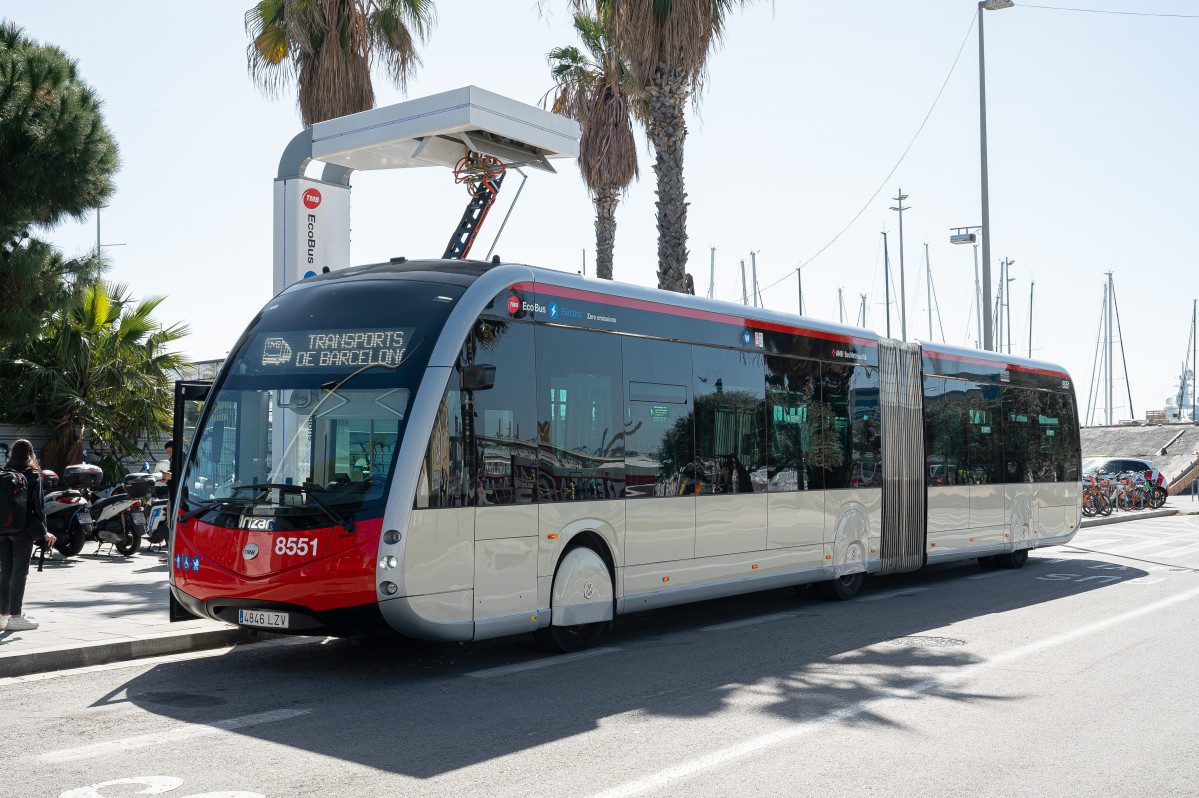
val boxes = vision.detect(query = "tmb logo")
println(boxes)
[303,188,322,209]
[507,295,521,314]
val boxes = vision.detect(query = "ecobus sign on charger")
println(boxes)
[272,176,350,295]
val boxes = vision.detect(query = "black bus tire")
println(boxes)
[816,572,863,601]
[533,543,613,653]
[995,549,1029,569]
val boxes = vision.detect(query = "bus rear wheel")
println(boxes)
[816,572,863,601]
[534,619,610,653]
[994,549,1029,569]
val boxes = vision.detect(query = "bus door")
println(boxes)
[169,379,211,622]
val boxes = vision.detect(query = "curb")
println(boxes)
[0,626,256,679]
[1080,508,1178,528]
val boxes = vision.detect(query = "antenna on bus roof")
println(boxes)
[272,86,580,295]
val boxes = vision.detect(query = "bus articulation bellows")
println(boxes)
[169,259,1082,651]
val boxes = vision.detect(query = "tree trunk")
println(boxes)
[593,187,619,280]
[645,66,690,293]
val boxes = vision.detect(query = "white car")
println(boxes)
[1082,456,1165,487]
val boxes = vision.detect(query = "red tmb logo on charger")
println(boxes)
[303,188,322,209]
[507,295,521,314]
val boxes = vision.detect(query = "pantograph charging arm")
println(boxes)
[442,163,506,260]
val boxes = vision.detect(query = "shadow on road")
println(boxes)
[111,552,1149,778]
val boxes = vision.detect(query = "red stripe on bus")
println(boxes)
[507,282,877,347]
[924,349,1069,380]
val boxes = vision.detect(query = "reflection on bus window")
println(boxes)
[694,347,766,494]
[623,338,693,499]
[537,327,624,501]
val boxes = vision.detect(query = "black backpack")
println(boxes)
[0,467,30,534]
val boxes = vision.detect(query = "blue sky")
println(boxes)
[8,1,1198,422]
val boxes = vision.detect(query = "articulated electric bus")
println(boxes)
[169,259,1082,651]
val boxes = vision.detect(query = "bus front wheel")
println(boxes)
[994,549,1029,569]
[816,572,863,601]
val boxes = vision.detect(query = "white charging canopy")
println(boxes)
[273,86,581,294]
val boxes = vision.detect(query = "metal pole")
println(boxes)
[926,242,933,340]
[797,265,805,316]
[1028,280,1034,358]
[838,288,845,324]
[973,243,982,348]
[1112,280,1135,419]
[1004,258,1013,355]
[1192,298,1196,421]
[96,208,101,257]
[1107,273,1114,425]
[979,4,995,351]
[740,260,748,306]
[859,294,867,328]
[882,232,892,338]
[750,252,759,307]
[891,190,910,341]
[709,247,716,299]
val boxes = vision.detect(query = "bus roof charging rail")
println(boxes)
[272,85,580,295]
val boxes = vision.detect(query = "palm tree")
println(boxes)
[544,11,640,281]
[2,282,191,475]
[245,0,437,127]
[578,0,755,293]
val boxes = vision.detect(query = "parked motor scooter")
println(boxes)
[84,473,153,556]
[44,464,101,557]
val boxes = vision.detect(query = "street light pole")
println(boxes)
[890,190,910,341]
[978,0,1013,351]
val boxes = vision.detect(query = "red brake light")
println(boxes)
[130,501,141,510]
[55,497,76,503]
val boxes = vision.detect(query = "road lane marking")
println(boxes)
[586,584,1199,798]
[858,587,929,602]
[702,612,798,632]
[40,708,311,763]
[466,647,620,678]
[1104,540,1170,555]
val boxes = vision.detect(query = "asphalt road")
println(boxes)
[6,515,1199,798]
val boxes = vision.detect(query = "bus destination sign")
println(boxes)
[244,328,416,373]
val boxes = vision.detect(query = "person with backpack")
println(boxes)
[0,439,56,631]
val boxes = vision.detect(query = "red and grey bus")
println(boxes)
[169,259,1082,651]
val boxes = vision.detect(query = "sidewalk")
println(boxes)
[0,544,254,679]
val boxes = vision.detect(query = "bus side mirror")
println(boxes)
[462,365,496,391]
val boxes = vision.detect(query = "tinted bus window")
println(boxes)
[471,320,538,505]
[932,379,970,485]
[536,327,624,501]
[694,347,766,494]
[925,377,963,486]
[822,364,881,489]
[965,382,1002,484]
[765,355,822,491]
[622,337,693,498]
[1004,387,1053,483]
[418,372,468,508]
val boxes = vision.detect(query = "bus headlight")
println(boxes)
[383,529,401,544]
[379,581,398,595]
[379,555,398,570]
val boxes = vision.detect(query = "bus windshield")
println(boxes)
[186,278,463,521]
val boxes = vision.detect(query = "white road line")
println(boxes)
[1105,540,1171,555]
[1066,538,1117,549]
[466,647,620,679]
[1151,543,1199,558]
[857,587,929,602]
[701,612,798,632]
[40,708,311,763]
[586,584,1199,798]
